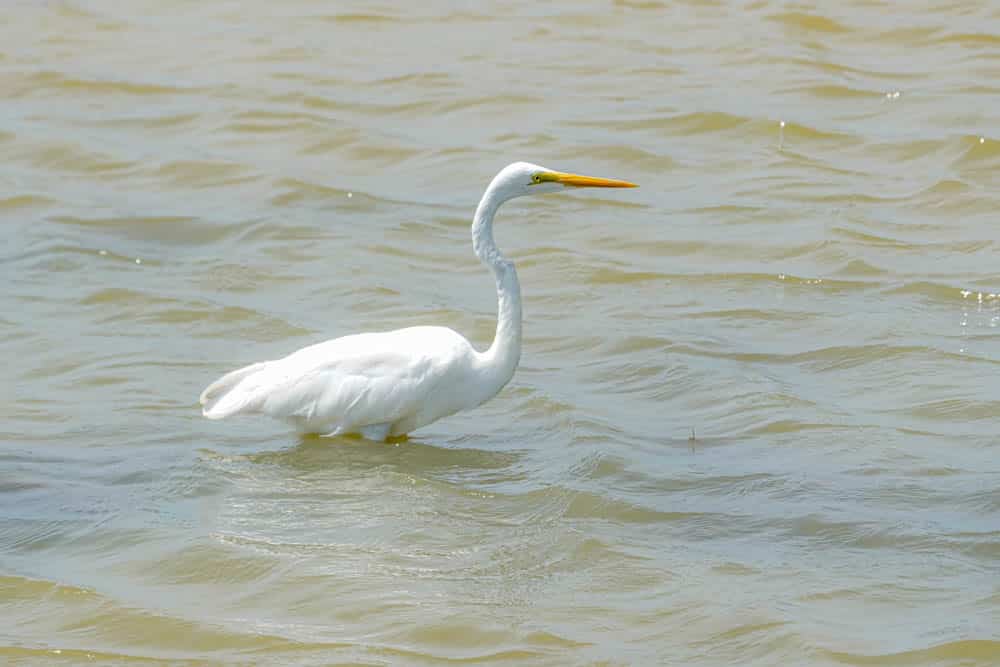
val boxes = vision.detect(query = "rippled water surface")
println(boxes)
[3,1,1000,664]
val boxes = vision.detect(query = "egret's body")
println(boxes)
[200,162,635,440]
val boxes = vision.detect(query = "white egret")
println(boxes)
[200,162,636,441]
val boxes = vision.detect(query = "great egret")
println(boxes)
[200,162,636,441]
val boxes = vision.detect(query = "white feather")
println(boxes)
[201,326,491,437]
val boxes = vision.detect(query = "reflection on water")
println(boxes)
[242,433,524,480]
[2,0,1000,664]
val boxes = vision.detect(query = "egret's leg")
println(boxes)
[359,423,392,442]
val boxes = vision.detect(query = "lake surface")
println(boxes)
[2,1,999,664]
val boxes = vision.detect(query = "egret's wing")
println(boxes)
[260,348,442,427]
[201,327,470,432]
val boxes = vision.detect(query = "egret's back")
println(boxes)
[199,326,482,436]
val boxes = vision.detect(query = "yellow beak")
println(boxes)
[542,171,638,188]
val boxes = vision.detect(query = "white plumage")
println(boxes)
[200,162,636,440]
[202,326,488,440]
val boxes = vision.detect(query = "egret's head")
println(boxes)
[491,161,637,201]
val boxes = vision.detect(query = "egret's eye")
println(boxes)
[531,174,542,184]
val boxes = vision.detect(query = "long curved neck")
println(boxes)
[471,183,522,398]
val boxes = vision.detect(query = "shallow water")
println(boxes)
[2,0,999,664]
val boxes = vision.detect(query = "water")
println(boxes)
[3,1,999,664]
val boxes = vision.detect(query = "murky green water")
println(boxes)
[2,1,999,664]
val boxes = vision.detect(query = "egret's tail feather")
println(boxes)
[200,361,270,419]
